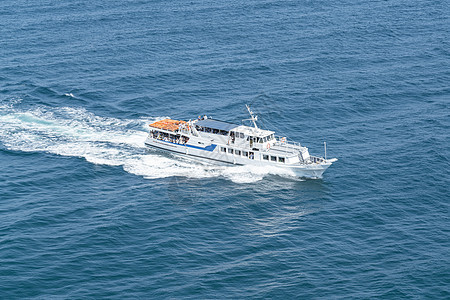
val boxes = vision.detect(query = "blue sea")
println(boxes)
[1,0,449,298]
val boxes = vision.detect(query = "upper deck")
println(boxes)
[194,119,274,138]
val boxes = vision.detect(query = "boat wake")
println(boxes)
[0,101,300,183]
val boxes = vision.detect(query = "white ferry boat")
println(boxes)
[145,105,337,178]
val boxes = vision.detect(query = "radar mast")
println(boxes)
[245,104,258,129]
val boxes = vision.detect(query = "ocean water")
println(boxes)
[1,0,449,298]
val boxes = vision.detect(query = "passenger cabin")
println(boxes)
[194,119,275,151]
[149,119,191,145]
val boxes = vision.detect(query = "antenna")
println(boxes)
[245,104,258,129]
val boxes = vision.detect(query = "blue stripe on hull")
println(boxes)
[145,142,238,165]
[157,139,217,152]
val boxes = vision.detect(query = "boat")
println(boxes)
[145,105,337,178]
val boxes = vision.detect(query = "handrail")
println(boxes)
[274,135,301,148]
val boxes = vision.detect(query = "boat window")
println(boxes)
[235,150,241,155]
[213,129,219,134]
[271,156,277,162]
[279,157,285,163]
[263,155,269,160]
[243,151,248,157]
[249,152,254,159]
[221,147,226,152]
[228,148,233,154]
[240,132,244,138]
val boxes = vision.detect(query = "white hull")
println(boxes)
[145,136,334,179]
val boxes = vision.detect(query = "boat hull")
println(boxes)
[145,140,235,166]
[280,163,331,179]
[145,137,334,179]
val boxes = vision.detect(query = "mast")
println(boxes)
[245,104,258,129]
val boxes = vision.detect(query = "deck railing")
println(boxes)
[274,135,301,149]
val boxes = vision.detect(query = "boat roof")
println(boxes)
[195,119,274,137]
[233,125,275,137]
[195,119,238,132]
[149,119,186,132]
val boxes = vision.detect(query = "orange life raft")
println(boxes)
[149,119,187,132]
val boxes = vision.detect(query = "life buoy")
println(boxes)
[266,143,271,149]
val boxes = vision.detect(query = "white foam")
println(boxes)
[0,103,296,183]
[0,97,22,110]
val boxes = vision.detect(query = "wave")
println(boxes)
[0,102,299,183]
